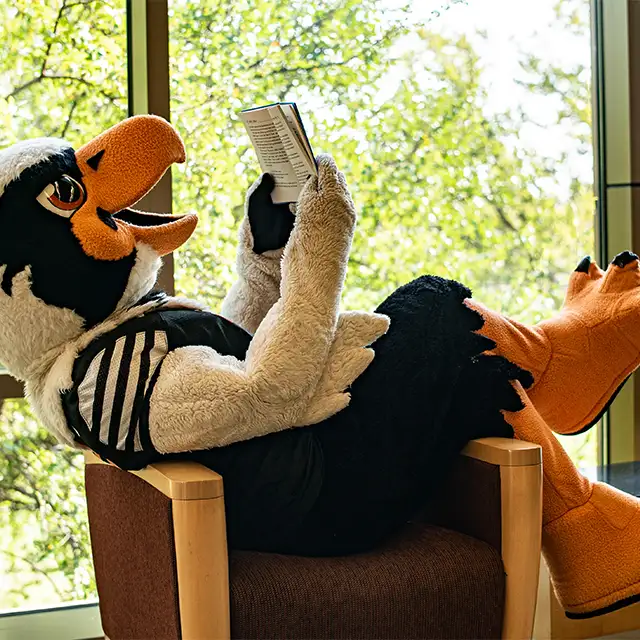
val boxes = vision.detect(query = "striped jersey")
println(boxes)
[61,307,252,469]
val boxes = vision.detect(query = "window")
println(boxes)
[0,0,126,616]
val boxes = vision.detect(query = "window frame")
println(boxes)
[592,0,640,464]
[0,1,628,465]
[0,600,101,640]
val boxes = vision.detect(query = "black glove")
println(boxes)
[247,173,295,254]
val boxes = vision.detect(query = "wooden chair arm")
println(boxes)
[84,450,230,640]
[462,437,543,640]
[83,450,223,500]
[463,436,542,467]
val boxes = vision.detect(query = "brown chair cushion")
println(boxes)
[230,523,505,640]
[86,464,505,640]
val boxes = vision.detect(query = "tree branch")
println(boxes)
[2,549,65,600]
[0,490,36,510]
[244,2,346,71]
[6,0,121,103]
[257,32,399,79]
[60,98,79,137]
[5,74,123,103]
[4,76,43,99]
[38,0,105,76]
[490,200,518,232]
[40,0,69,76]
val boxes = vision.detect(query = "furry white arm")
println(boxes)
[149,156,369,452]
[242,155,357,400]
[219,220,283,335]
[149,310,390,452]
[149,346,303,450]
[220,177,285,334]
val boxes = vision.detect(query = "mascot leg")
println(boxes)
[505,381,640,618]
[467,251,640,436]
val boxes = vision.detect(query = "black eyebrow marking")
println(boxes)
[86,149,105,171]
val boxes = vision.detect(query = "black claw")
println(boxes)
[611,250,639,268]
[575,256,592,273]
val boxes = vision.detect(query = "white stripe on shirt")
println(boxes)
[116,332,147,450]
[78,348,105,432]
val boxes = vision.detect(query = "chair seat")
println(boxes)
[230,523,505,640]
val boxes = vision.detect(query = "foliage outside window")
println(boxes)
[0,0,126,609]
[0,0,594,610]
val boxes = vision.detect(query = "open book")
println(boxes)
[240,103,317,203]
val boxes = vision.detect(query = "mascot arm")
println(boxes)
[148,346,296,451]
[150,156,385,452]
[220,216,284,335]
[221,174,294,334]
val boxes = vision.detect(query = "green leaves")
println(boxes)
[0,0,126,146]
[0,400,94,607]
[168,2,594,325]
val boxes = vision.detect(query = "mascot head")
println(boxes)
[0,115,196,379]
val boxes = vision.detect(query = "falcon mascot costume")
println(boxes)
[0,115,638,619]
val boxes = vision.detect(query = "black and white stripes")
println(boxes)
[77,330,168,453]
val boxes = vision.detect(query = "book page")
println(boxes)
[269,105,316,181]
[239,108,303,203]
[280,103,316,168]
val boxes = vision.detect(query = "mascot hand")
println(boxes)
[247,173,295,254]
[295,154,357,234]
[294,311,390,425]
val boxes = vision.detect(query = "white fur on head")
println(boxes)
[0,138,70,197]
[116,242,215,312]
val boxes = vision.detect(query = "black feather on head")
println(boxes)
[0,149,136,327]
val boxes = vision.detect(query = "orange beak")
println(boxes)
[72,115,197,260]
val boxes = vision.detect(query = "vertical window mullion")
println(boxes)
[591,0,609,466]
[127,0,174,295]
[629,0,640,462]
[594,0,639,463]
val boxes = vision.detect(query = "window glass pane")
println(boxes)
[0,0,127,611]
[170,0,596,466]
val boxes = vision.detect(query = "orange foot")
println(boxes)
[544,481,640,618]
[504,382,640,618]
[467,251,640,435]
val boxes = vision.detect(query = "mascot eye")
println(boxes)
[36,175,86,218]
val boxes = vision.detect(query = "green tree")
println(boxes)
[0,0,125,608]
[0,0,593,606]
[0,0,126,146]
[169,0,594,324]
[0,400,94,608]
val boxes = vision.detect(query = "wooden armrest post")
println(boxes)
[462,437,543,640]
[84,452,231,640]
